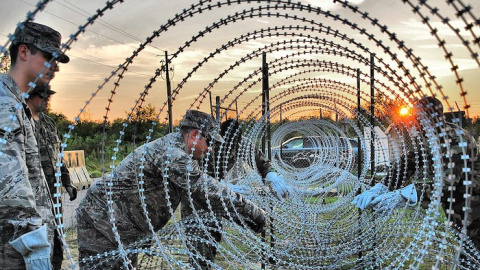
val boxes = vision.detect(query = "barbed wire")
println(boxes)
[1,0,479,269]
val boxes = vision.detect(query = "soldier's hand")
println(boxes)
[352,183,388,210]
[247,209,266,234]
[265,172,292,201]
[226,183,252,195]
[66,186,77,201]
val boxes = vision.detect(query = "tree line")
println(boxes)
[48,101,480,178]
[48,103,168,177]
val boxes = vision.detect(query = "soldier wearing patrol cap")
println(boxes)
[353,96,480,262]
[182,118,293,269]
[0,22,69,269]
[76,110,266,269]
[26,85,77,270]
[10,22,70,64]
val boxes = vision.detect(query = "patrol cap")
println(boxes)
[11,22,70,63]
[181,110,224,143]
[415,96,443,114]
[28,85,56,99]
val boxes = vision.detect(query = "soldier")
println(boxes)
[353,96,480,254]
[181,118,292,269]
[26,85,77,270]
[0,22,69,269]
[76,110,266,269]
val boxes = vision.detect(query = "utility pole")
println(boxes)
[357,68,361,178]
[370,53,375,183]
[162,51,173,133]
[261,52,275,269]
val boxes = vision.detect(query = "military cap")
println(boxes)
[181,110,224,143]
[28,85,56,99]
[416,96,443,114]
[11,22,70,63]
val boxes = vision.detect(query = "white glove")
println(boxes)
[9,224,52,270]
[352,183,388,210]
[369,184,418,213]
[221,180,252,195]
[227,183,252,195]
[265,172,292,201]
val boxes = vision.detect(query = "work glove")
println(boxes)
[9,225,52,270]
[65,185,77,201]
[352,183,388,210]
[368,184,418,213]
[221,180,252,195]
[226,183,252,195]
[265,172,292,201]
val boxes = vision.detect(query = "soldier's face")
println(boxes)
[186,129,211,160]
[40,94,51,110]
[27,94,46,113]
[24,45,59,85]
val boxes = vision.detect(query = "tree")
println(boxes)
[46,111,72,137]
[130,103,158,123]
[124,103,166,142]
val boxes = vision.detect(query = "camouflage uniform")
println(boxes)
[33,112,74,269]
[386,118,480,251]
[182,119,273,269]
[33,113,73,197]
[432,122,479,250]
[182,152,272,269]
[0,74,54,269]
[76,132,265,269]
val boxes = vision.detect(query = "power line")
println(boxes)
[61,0,148,45]
[68,53,153,78]
[18,0,164,57]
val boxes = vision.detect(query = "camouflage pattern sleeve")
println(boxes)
[442,124,480,226]
[0,97,46,266]
[156,134,265,232]
[25,118,53,222]
[0,99,44,229]
[444,123,478,185]
[255,150,274,179]
[190,173,266,233]
[166,149,265,232]
[413,123,480,226]
[36,113,66,189]
[43,113,73,187]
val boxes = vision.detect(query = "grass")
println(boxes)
[59,194,466,269]
[61,227,80,269]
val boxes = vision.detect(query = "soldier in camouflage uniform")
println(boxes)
[26,85,77,270]
[354,97,480,254]
[76,110,266,269]
[181,118,292,269]
[0,22,69,269]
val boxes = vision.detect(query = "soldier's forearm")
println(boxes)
[60,164,73,186]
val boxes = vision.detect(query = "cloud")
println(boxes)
[302,0,366,10]
[256,19,270,24]
[398,18,477,41]
[73,43,138,65]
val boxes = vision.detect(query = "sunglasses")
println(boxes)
[39,50,57,62]
[32,92,52,99]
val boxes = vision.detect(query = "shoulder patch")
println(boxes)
[0,127,22,143]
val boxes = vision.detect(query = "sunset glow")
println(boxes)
[399,107,409,116]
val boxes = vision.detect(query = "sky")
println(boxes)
[1,0,479,122]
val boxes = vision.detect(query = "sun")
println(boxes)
[399,107,410,116]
